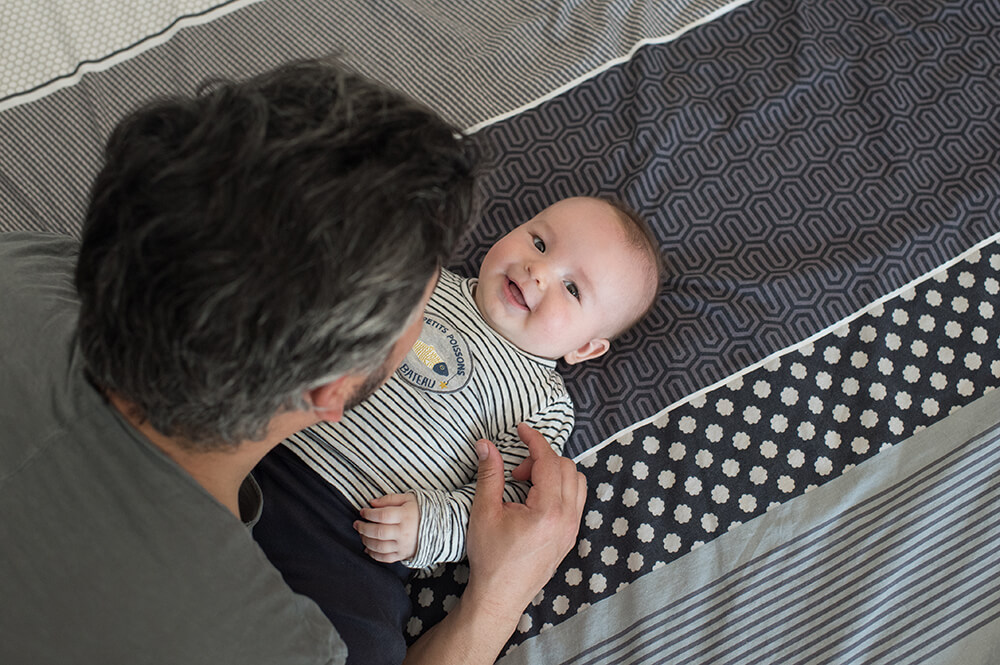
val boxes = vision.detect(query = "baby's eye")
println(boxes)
[564,281,580,300]
[533,236,546,252]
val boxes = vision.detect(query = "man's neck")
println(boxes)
[107,393,316,518]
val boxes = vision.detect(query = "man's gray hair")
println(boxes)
[75,59,478,450]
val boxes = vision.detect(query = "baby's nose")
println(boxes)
[526,260,551,287]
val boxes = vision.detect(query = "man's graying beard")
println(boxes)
[343,358,394,413]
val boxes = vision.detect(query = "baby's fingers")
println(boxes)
[360,505,405,526]
[368,493,413,508]
[361,494,415,525]
[365,548,405,564]
[354,519,400,541]
[359,533,399,554]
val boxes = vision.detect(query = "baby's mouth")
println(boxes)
[506,278,528,309]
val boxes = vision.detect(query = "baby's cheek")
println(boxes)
[536,306,575,339]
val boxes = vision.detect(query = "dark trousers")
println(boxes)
[252,445,412,665]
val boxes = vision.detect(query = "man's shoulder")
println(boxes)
[0,231,78,266]
[0,417,346,665]
[0,231,79,328]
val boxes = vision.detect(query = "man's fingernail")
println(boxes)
[475,440,488,461]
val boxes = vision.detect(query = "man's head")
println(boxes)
[75,59,477,450]
[473,196,662,364]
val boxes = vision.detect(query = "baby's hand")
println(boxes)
[354,493,419,563]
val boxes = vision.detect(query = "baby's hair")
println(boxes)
[592,195,665,338]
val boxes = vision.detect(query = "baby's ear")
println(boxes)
[562,338,610,365]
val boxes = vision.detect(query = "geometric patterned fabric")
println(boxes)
[4,0,1000,658]
[408,236,1000,651]
[449,0,1000,457]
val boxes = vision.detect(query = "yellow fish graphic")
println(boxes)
[412,339,449,376]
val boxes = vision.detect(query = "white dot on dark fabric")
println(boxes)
[636,524,655,543]
[711,485,730,503]
[627,553,644,572]
[684,477,703,496]
[663,534,682,553]
[552,595,570,615]
[701,513,719,532]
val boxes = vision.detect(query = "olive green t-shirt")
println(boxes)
[0,233,347,665]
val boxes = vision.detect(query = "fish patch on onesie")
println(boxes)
[394,313,474,393]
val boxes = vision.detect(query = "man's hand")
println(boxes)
[466,422,587,620]
[403,424,586,665]
[354,493,420,563]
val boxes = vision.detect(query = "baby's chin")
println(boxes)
[500,332,566,362]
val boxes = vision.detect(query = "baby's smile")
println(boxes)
[504,277,529,310]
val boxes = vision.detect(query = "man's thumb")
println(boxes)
[474,439,505,505]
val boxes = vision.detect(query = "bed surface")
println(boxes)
[3,1,999,662]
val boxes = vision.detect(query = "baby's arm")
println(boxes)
[354,493,420,563]
[364,392,574,570]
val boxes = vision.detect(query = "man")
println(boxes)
[0,59,585,665]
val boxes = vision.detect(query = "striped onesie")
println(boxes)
[284,268,574,569]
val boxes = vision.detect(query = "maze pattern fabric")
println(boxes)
[447,0,1000,457]
[406,232,1000,654]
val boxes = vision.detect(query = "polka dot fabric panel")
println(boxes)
[406,240,1000,651]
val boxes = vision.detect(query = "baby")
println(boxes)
[283,196,661,568]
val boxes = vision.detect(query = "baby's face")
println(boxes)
[474,197,650,363]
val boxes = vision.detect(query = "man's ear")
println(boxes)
[304,374,359,423]
[562,338,610,365]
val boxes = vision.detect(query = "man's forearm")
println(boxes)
[403,594,520,665]
[404,430,586,665]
